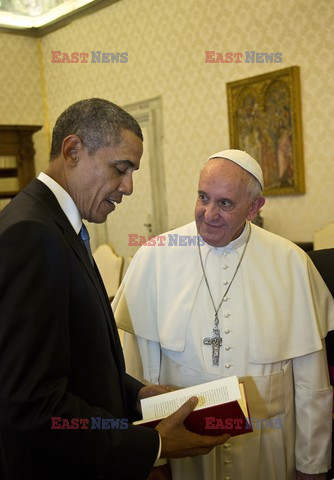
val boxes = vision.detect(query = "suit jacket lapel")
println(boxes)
[65,225,124,367]
[24,179,124,372]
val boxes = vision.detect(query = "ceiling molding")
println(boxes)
[0,0,121,38]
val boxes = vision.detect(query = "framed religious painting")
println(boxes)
[226,66,305,196]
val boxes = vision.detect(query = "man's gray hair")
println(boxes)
[246,174,263,200]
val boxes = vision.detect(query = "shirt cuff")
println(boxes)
[153,432,168,466]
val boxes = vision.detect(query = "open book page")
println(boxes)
[140,376,241,421]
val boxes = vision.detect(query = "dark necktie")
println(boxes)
[79,223,94,266]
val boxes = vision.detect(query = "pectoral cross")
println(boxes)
[203,326,222,366]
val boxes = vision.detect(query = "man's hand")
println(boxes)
[147,464,172,480]
[156,396,230,458]
[136,385,173,413]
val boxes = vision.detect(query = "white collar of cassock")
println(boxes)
[200,221,250,259]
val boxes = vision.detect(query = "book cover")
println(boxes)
[134,376,252,437]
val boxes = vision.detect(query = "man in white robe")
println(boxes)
[113,149,334,480]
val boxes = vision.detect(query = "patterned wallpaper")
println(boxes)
[1,0,334,242]
[0,33,49,175]
[0,33,42,124]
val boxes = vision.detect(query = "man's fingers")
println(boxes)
[209,433,231,447]
[156,398,231,459]
[188,432,231,452]
[162,396,198,427]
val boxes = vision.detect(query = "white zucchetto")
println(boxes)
[208,149,264,189]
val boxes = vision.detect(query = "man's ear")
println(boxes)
[62,135,83,166]
[247,196,266,221]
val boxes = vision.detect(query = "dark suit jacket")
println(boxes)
[308,249,334,365]
[308,249,334,296]
[0,179,159,480]
[308,249,334,479]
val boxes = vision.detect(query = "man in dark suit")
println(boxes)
[308,249,334,295]
[308,249,334,480]
[0,98,229,480]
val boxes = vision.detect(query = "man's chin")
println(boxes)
[200,232,223,247]
[85,214,108,224]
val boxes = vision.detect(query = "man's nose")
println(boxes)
[204,202,220,221]
[119,173,133,196]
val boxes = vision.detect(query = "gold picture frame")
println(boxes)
[227,66,305,195]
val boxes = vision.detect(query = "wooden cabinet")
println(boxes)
[0,125,42,207]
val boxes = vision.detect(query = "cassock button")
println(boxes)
[224,459,232,464]
[225,346,232,351]
[225,363,232,368]
[223,297,229,302]
[223,252,228,257]
[223,443,231,449]
[223,280,229,285]
[224,329,231,334]
[222,265,229,270]
[224,313,231,318]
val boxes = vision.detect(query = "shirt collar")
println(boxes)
[38,172,82,234]
[200,221,251,257]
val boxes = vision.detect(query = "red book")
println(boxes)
[134,376,252,437]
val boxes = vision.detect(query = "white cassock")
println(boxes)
[113,221,334,480]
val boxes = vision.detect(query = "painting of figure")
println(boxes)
[227,66,305,196]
